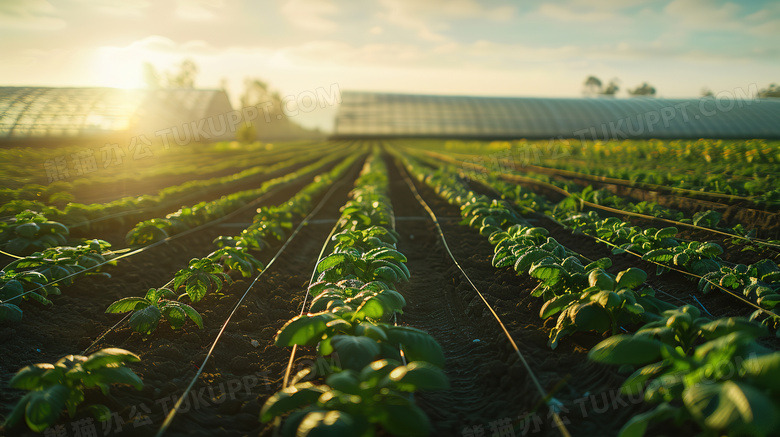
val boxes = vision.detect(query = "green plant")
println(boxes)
[206,247,264,278]
[589,312,780,436]
[3,348,143,432]
[541,267,675,348]
[0,211,69,255]
[316,247,410,285]
[106,288,203,334]
[332,226,399,252]
[0,271,60,308]
[173,257,232,302]
[261,360,448,437]
[264,152,447,436]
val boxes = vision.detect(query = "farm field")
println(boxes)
[2,139,780,437]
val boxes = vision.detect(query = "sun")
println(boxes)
[92,46,147,89]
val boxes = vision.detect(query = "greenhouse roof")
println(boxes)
[0,87,233,141]
[333,91,780,139]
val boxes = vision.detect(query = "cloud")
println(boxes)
[664,0,780,35]
[280,40,426,66]
[535,3,619,22]
[378,0,516,42]
[74,0,151,17]
[175,0,226,21]
[280,0,338,32]
[0,0,66,30]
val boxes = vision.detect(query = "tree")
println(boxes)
[700,87,714,97]
[602,78,620,96]
[628,82,656,97]
[583,75,603,96]
[167,59,198,89]
[240,78,285,119]
[143,59,198,89]
[758,84,780,98]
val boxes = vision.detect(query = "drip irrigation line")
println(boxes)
[154,176,346,437]
[81,278,175,356]
[0,249,23,259]
[280,214,342,390]
[397,160,572,437]
[588,234,780,320]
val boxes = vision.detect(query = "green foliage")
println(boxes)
[4,348,142,432]
[0,211,69,255]
[173,258,231,302]
[0,239,116,321]
[265,152,446,436]
[261,360,447,436]
[106,288,203,334]
[589,310,780,436]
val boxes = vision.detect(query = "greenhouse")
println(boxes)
[334,91,780,139]
[0,87,234,144]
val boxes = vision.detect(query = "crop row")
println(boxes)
[124,147,353,246]
[262,150,448,436]
[398,151,780,436]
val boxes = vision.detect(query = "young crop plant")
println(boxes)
[0,211,69,255]
[3,239,116,285]
[589,308,780,437]
[541,267,676,348]
[3,348,143,433]
[261,360,448,437]
[0,239,117,321]
[316,247,410,284]
[106,287,203,334]
[332,226,399,251]
[308,278,406,323]
[0,271,60,314]
[173,257,232,303]
[699,259,780,330]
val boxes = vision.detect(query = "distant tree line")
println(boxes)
[584,76,780,99]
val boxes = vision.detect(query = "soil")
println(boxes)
[1,149,777,437]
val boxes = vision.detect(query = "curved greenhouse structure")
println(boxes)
[334,91,780,139]
[0,87,234,144]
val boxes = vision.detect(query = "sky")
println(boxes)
[1,0,778,131]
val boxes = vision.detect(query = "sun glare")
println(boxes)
[93,46,146,89]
